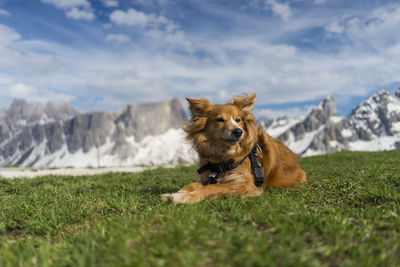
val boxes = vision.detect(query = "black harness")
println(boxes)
[197,145,264,187]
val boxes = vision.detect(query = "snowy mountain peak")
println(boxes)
[366,89,392,105]
[315,95,337,117]
[349,90,397,129]
[377,89,390,95]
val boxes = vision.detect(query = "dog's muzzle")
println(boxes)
[232,128,243,139]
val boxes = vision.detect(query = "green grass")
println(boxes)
[1,150,400,267]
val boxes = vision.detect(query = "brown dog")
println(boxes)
[162,94,306,204]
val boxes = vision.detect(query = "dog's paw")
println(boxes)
[161,192,193,204]
[161,193,173,202]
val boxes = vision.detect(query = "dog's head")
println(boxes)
[184,94,258,161]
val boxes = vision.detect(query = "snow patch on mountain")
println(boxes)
[29,128,196,168]
[347,135,400,151]
[329,116,343,123]
[392,121,400,132]
[285,126,325,154]
[14,128,196,168]
[259,116,304,138]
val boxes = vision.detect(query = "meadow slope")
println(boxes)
[1,150,400,266]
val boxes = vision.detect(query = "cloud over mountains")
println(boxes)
[0,1,399,115]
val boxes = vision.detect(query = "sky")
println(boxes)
[1,0,400,118]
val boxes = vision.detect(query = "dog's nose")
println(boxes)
[232,128,243,138]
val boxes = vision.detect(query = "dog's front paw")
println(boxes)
[161,193,173,202]
[161,192,194,204]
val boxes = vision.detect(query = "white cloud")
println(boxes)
[325,5,400,51]
[105,34,130,44]
[0,9,10,16]
[6,83,75,103]
[24,53,59,74]
[0,24,63,108]
[266,0,292,21]
[0,24,59,74]
[102,0,118,7]
[6,24,399,111]
[8,83,36,97]
[66,7,94,20]
[41,0,94,21]
[41,0,90,9]
[255,107,311,119]
[110,8,172,29]
[325,20,344,34]
[314,0,325,4]
[2,3,400,114]
[0,24,20,46]
[110,9,149,27]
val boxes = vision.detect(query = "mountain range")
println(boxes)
[260,89,400,156]
[0,98,195,167]
[1,89,399,168]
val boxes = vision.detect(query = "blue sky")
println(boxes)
[1,0,400,117]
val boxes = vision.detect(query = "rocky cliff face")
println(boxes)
[0,99,79,156]
[0,98,189,167]
[115,98,186,142]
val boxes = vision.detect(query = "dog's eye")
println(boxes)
[235,118,241,122]
[216,118,225,122]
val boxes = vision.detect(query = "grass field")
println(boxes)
[1,150,400,267]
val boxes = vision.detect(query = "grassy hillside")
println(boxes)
[1,150,400,266]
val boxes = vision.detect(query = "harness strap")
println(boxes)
[197,145,264,187]
[197,159,236,176]
[249,145,264,187]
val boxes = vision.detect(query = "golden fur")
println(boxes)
[162,94,306,204]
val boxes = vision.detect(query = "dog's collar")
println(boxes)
[197,145,264,187]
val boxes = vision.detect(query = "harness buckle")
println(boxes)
[209,172,218,179]
[209,172,219,184]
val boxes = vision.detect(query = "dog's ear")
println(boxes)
[233,93,256,113]
[186,97,211,117]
